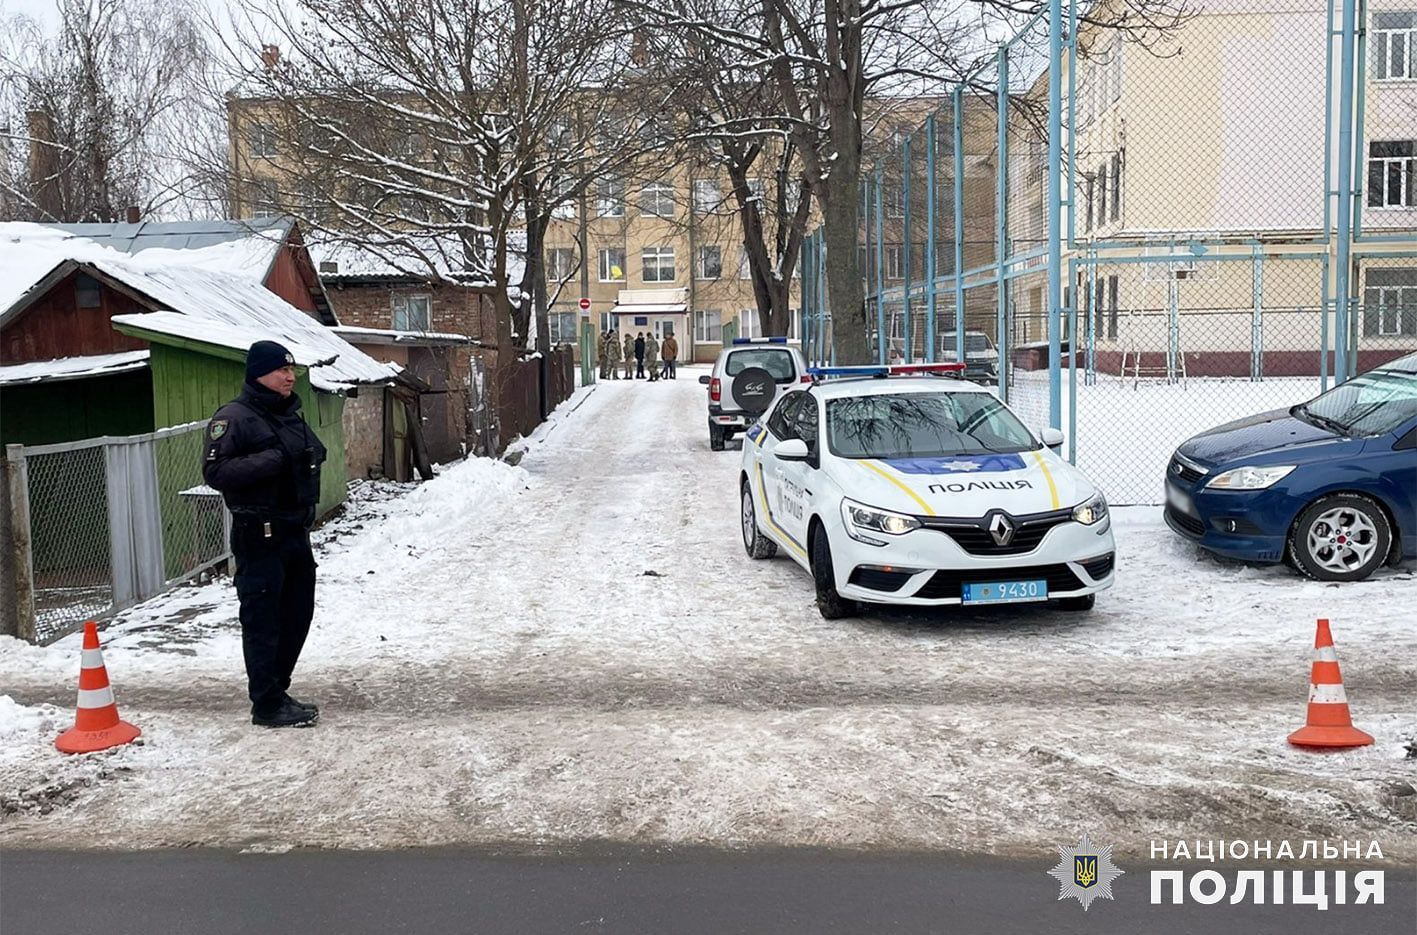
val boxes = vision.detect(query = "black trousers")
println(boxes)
[664,359,677,378]
[231,519,316,714]
[636,358,645,378]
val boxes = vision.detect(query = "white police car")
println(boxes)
[738,364,1115,618]
[700,338,810,450]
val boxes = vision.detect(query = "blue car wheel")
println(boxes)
[1286,493,1394,582]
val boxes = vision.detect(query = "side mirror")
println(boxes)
[776,438,810,461]
[698,375,711,385]
[1039,427,1066,451]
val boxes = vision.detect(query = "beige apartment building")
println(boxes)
[1001,0,1417,376]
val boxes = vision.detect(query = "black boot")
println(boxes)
[284,692,319,715]
[252,698,319,728]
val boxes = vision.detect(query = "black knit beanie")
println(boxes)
[245,340,295,382]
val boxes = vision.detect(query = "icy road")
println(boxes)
[2,365,1414,860]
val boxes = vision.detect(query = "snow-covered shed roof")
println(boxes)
[0,223,397,394]
[46,218,294,280]
[308,231,527,290]
[0,350,150,388]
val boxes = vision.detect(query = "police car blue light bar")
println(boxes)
[731,337,789,345]
[807,362,966,380]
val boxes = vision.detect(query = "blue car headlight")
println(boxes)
[1206,465,1296,490]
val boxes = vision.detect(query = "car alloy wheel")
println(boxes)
[741,480,776,559]
[1289,494,1392,582]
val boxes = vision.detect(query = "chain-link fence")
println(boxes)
[800,0,1416,505]
[3,421,230,644]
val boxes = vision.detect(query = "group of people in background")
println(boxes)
[599,329,679,381]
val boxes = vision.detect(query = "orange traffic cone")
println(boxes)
[55,621,141,755]
[1287,618,1373,749]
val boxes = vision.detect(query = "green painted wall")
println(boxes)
[147,343,347,517]
[0,370,154,447]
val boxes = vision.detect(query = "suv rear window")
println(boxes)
[725,348,797,381]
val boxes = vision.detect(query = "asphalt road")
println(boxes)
[3,846,1412,935]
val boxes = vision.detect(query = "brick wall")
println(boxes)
[324,280,497,342]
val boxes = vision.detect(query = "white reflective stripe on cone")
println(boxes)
[81,648,106,669]
[1308,683,1348,704]
[1312,646,1338,662]
[76,686,115,708]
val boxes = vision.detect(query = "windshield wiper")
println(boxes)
[1292,403,1348,436]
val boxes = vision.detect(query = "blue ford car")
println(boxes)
[1164,353,1417,581]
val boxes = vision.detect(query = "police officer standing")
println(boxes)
[203,341,327,728]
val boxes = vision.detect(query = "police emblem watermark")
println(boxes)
[1048,832,1124,910]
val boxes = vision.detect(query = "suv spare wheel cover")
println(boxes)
[730,367,777,415]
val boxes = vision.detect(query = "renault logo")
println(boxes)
[988,512,1016,546]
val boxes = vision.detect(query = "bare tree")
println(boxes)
[623,0,1189,363]
[217,0,658,364]
[0,0,211,222]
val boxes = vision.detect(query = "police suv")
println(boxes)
[700,338,810,450]
[738,364,1116,618]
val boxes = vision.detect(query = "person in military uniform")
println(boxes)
[605,328,622,379]
[622,332,635,380]
[644,332,660,381]
[203,341,328,728]
[661,333,679,380]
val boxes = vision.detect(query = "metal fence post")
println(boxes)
[952,87,967,385]
[874,165,887,364]
[925,115,938,362]
[1047,0,1064,428]
[4,445,37,643]
[902,134,914,363]
[996,44,1010,399]
[1331,0,1359,383]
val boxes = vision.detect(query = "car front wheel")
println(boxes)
[1288,494,1392,582]
[810,525,857,620]
[741,479,777,559]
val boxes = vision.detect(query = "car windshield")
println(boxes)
[725,349,797,381]
[1295,368,1417,436]
[826,392,1038,459]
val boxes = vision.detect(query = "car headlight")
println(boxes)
[841,498,921,545]
[1206,465,1296,490]
[1072,492,1109,525]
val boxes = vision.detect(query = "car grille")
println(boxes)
[917,508,1074,556]
[1169,457,1205,485]
[848,567,914,592]
[1165,504,1206,538]
[914,563,1086,600]
[1080,553,1115,580]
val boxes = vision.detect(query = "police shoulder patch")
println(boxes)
[209,419,228,439]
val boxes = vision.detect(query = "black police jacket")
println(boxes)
[202,382,328,523]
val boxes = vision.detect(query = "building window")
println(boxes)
[693,179,720,214]
[1096,162,1108,229]
[598,247,625,282]
[1110,40,1123,101]
[393,294,431,331]
[1368,141,1416,208]
[247,123,278,159]
[885,184,904,218]
[697,245,722,280]
[695,308,723,343]
[885,244,904,280]
[640,182,675,217]
[642,246,675,283]
[546,246,576,282]
[1083,174,1095,233]
[1364,268,1417,336]
[1109,153,1122,222]
[738,307,799,340]
[739,247,753,280]
[746,178,766,204]
[597,177,625,217]
[548,310,578,344]
[74,273,101,309]
[1372,12,1416,80]
[247,178,280,219]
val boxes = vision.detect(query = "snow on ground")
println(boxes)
[1009,370,1324,505]
[0,367,1413,861]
